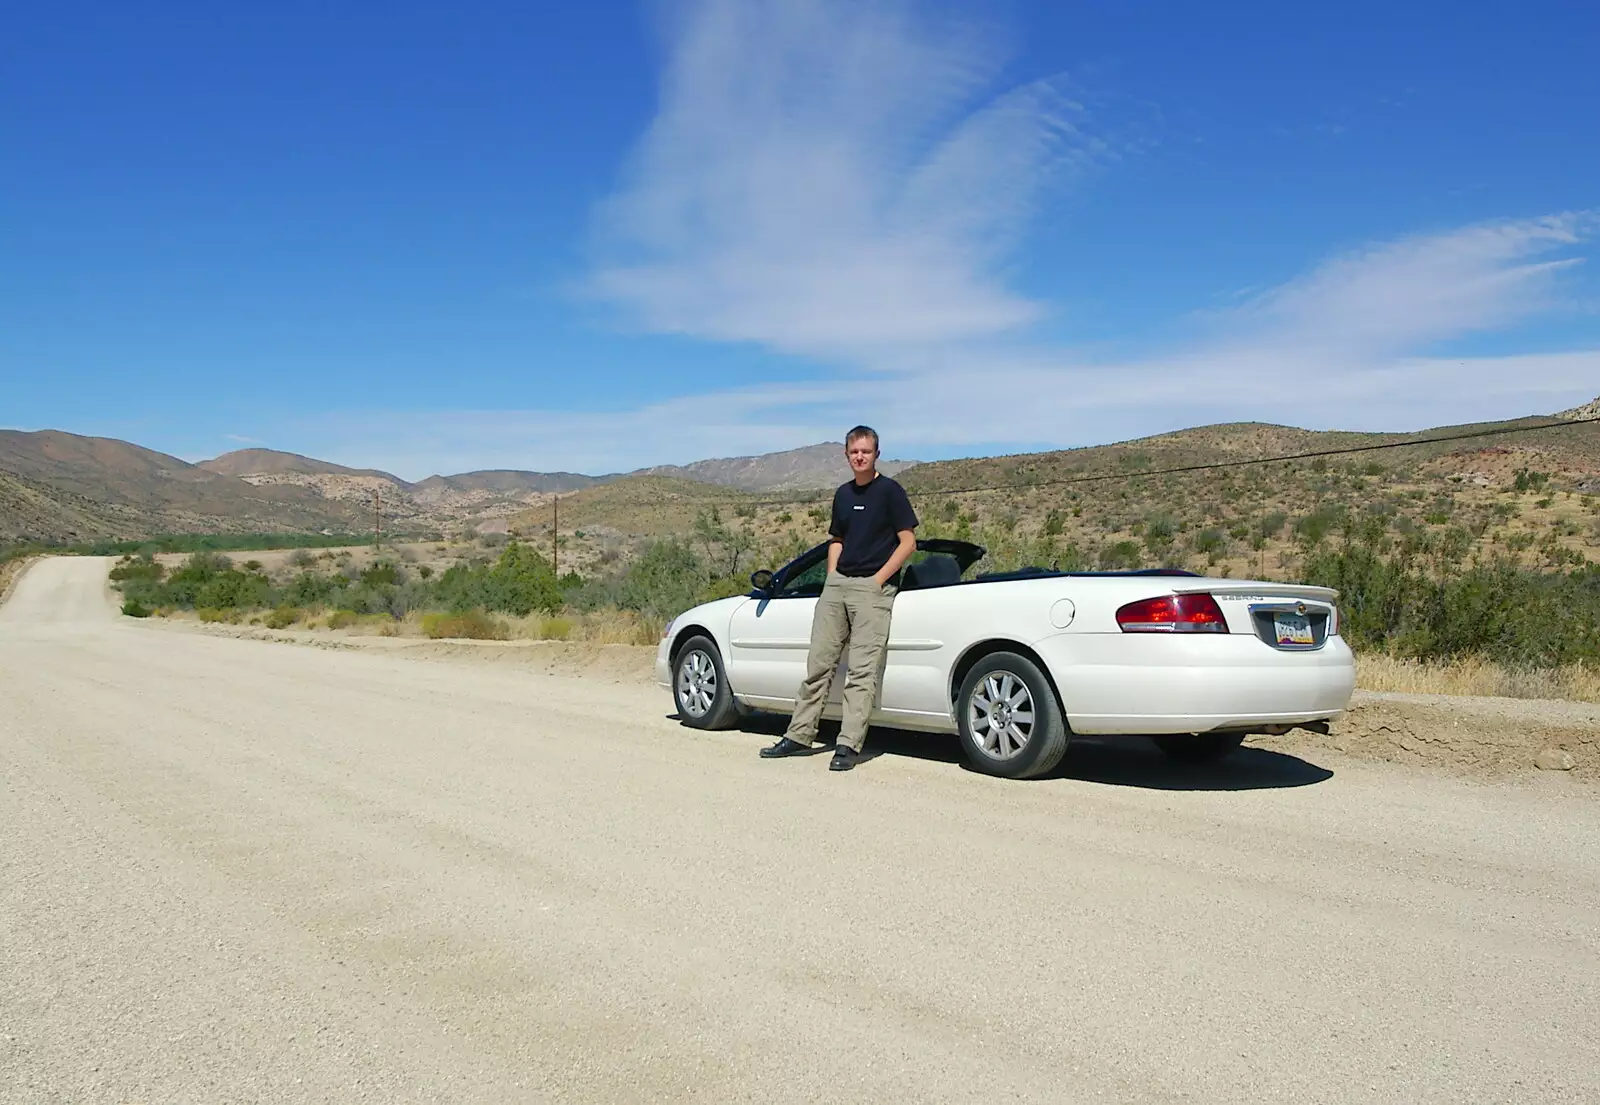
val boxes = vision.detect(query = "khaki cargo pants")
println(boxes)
[783,572,898,753]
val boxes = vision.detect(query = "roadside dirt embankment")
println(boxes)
[0,555,38,606]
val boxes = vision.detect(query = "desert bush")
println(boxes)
[422,610,508,640]
[1293,507,1345,548]
[289,549,317,569]
[1304,536,1600,668]
[326,610,359,629]
[194,569,270,610]
[1191,528,1227,560]
[1098,540,1142,570]
[263,605,301,630]
[121,599,151,618]
[109,556,165,583]
[284,570,343,606]
[1143,514,1176,560]
[1513,469,1549,493]
[196,607,234,623]
[616,539,707,621]
[361,561,399,586]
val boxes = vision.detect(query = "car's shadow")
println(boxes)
[673,711,1333,792]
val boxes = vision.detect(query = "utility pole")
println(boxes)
[552,494,559,576]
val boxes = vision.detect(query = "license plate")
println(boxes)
[1273,614,1314,646]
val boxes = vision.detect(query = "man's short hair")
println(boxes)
[845,425,879,452]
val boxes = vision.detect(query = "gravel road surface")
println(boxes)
[3,557,1598,1103]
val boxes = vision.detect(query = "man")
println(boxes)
[760,426,918,771]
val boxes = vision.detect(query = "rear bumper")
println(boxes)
[1036,632,1356,736]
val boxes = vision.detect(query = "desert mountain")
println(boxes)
[199,448,407,484]
[633,441,919,491]
[412,470,603,496]
[4,399,1595,547]
[0,430,364,541]
[0,468,146,542]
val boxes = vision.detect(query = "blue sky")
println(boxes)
[5,0,1597,479]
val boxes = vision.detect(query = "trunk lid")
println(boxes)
[1168,581,1339,650]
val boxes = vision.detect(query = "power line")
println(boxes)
[738,414,1600,508]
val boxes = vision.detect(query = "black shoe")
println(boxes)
[829,746,860,771]
[760,737,812,758]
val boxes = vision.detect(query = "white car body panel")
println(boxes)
[656,545,1356,738]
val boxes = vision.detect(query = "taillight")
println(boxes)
[1116,593,1229,633]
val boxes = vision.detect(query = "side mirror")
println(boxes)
[750,569,774,592]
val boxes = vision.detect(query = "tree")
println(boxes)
[483,540,561,616]
[693,506,757,579]
[619,540,706,621]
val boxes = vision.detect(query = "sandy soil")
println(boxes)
[3,557,1599,1103]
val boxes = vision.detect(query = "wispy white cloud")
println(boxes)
[587,0,1116,353]
[1214,213,1595,353]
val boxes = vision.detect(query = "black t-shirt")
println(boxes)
[830,475,919,577]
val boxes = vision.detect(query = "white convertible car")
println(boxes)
[655,539,1355,779]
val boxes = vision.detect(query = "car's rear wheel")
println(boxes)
[956,652,1069,779]
[1153,732,1246,763]
[672,635,740,730]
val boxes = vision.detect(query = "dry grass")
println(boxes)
[421,611,508,640]
[1357,653,1600,703]
[0,555,37,605]
[502,608,662,646]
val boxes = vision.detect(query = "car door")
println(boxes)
[725,551,833,704]
[877,553,966,722]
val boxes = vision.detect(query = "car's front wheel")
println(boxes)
[672,635,740,730]
[955,652,1069,779]
[1153,732,1246,763]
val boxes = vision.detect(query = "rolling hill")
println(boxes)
[412,470,604,497]
[198,448,407,483]
[0,430,365,540]
[3,402,1596,569]
[633,441,919,492]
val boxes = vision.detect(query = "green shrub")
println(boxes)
[121,599,151,618]
[326,610,359,629]
[197,607,233,623]
[617,539,706,620]
[264,605,301,630]
[109,557,165,583]
[422,611,508,640]
[361,561,399,587]
[1097,540,1142,570]
[1304,538,1600,668]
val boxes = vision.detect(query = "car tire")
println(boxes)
[956,652,1069,779]
[672,635,740,730]
[1153,732,1246,763]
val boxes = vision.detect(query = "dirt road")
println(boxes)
[3,558,1598,1102]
